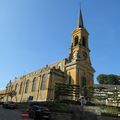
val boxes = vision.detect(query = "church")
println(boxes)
[1,9,95,102]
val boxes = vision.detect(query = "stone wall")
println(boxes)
[51,112,119,120]
[51,111,97,120]
[51,112,72,120]
[97,116,120,120]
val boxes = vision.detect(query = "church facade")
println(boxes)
[1,9,95,102]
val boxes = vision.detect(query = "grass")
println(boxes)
[101,106,120,117]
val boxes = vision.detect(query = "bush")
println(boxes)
[101,106,120,117]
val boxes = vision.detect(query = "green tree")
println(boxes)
[97,74,120,85]
[97,74,108,84]
[107,74,118,84]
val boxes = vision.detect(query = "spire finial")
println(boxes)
[77,1,84,28]
[80,0,82,9]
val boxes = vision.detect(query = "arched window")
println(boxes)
[15,84,18,93]
[19,82,23,94]
[32,78,37,92]
[41,74,47,90]
[81,76,87,87]
[25,80,29,93]
[74,36,79,46]
[82,37,86,47]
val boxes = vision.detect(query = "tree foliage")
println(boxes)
[97,74,120,85]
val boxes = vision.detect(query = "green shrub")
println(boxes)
[101,106,120,117]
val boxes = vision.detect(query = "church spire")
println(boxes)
[77,8,84,28]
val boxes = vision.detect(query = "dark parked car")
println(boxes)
[2,101,17,109]
[0,102,4,105]
[28,105,51,120]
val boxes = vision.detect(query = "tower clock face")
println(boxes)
[83,51,87,60]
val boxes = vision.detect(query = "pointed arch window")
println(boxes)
[19,82,23,94]
[82,37,86,47]
[15,84,18,93]
[32,78,37,92]
[81,76,87,87]
[74,36,79,46]
[41,74,47,90]
[25,80,29,93]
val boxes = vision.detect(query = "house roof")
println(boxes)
[94,84,120,90]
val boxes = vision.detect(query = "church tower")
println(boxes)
[65,9,95,94]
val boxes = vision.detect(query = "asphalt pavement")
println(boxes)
[0,105,32,120]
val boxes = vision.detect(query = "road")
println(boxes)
[0,105,32,120]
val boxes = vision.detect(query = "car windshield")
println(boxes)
[32,105,48,111]
[33,106,40,110]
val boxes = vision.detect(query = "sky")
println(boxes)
[0,0,120,90]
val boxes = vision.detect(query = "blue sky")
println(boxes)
[0,0,120,90]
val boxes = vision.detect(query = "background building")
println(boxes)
[94,84,120,107]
